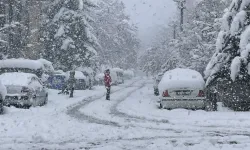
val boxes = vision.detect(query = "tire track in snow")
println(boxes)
[67,79,143,127]
[65,79,250,149]
[66,80,184,135]
[109,84,169,124]
[3,131,249,150]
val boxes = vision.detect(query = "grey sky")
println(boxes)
[121,0,198,48]
[122,0,176,29]
[121,0,177,47]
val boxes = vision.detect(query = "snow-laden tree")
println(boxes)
[93,0,139,69]
[0,0,29,58]
[139,47,163,75]
[172,0,229,74]
[139,0,229,75]
[138,24,180,75]
[41,0,98,70]
[205,0,250,85]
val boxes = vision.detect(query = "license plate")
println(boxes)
[176,91,191,96]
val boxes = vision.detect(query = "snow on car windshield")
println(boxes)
[0,73,35,86]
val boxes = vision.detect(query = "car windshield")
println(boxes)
[1,0,250,149]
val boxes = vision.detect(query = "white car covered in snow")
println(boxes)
[0,73,48,108]
[111,68,124,85]
[124,70,134,80]
[158,68,206,110]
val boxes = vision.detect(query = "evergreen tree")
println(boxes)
[41,0,98,70]
[205,0,250,84]
[93,0,139,69]
[0,0,29,58]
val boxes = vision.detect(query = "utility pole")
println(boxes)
[173,0,186,32]
[173,24,177,39]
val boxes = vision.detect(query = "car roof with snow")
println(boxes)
[112,68,124,73]
[0,59,44,70]
[66,71,86,79]
[76,67,94,74]
[158,68,205,92]
[37,59,54,73]
[0,72,38,86]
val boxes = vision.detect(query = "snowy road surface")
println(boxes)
[1,78,250,150]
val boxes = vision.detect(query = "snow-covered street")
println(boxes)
[0,78,249,150]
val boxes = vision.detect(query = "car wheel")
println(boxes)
[24,105,31,109]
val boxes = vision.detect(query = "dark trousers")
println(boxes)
[106,86,111,100]
[70,87,74,98]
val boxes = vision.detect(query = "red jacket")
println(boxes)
[104,73,112,87]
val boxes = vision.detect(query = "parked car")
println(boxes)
[76,67,95,89]
[0,72,48,108]
[47,73,67,90]
[66,71,87,90]
[153,73,164,96]
[0,58,44,77]
[37,58,55,83]
[111,68,124,85]
[124,70,134,80]
[0,81,7,113]
[158,68,206,110]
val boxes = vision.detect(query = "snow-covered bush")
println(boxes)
[205,0,250,84]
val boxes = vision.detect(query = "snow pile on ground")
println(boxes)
[0,58,44,70]
[158,68,205,94]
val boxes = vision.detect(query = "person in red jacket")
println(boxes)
[104,69,112,100]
